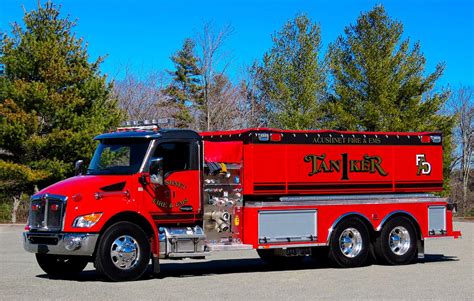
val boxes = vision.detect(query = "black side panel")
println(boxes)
[100,181,127,192]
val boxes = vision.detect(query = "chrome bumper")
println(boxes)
[23,232,99,256]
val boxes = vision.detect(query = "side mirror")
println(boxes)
[75,160,83,176]
[149,158,164,185]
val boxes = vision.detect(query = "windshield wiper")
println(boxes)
[87,167,117,174]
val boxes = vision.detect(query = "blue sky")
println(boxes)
[1,0,473,88]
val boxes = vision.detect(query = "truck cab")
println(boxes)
[24,125,206,281]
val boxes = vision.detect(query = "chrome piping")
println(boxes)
[376,210,419,232]
[326,212,373,243]
[44,198,49,229]
[198,141,203,216]
[139,139,158,173]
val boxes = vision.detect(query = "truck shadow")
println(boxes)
[421,254,459,263]
[155,254,459,279]
[35,253,459,282]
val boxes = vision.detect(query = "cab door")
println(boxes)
[143,140,202,219]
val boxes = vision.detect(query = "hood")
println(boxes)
[37,175,131,199]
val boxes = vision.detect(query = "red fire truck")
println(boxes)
[23,122,461,281]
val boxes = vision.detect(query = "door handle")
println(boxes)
[180,205,193,212]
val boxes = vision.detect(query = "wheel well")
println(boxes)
[377,212,422,240]
[100,211,155,239]
[328,213,376,243]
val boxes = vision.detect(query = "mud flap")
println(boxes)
[152,255,160,274]
[417,240,425,261]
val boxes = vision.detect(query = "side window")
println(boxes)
[153,142,191,175]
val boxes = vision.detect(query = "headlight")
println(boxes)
[73,213,103,228]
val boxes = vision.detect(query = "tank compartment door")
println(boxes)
[428,206,446,235]
[258,210,317,244]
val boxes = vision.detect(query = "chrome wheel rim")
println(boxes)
[389,226,411,255]
[339,227,363,258]
[110,235,140,270]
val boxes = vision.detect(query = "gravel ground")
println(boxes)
[0,222,472,300]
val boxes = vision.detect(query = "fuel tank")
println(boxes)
[201,128,443,196]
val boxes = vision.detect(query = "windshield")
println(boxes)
[87,139,150,175]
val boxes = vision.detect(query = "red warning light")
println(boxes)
[421,136,430,143]
[270,133,282,142]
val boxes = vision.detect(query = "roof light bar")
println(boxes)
[117,118,176,132]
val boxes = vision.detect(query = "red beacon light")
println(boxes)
[270,133,282,142]
[421,136,431,143]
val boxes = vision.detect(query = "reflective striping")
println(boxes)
[246,197,446,208]
[151,213,197,221]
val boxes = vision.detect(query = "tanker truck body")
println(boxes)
[23,124,461,281]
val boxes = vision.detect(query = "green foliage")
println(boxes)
[0,3,122,196]
[327,6,455,193]
[252,14,327,130]
[327,6,452,132]
[166,38,202,128]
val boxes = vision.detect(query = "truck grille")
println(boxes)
[28,194,67,231]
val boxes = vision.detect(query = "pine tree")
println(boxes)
[166,39,202,128]
[327,5,455,192]
[252,14,327,130]
[0,3,122,221]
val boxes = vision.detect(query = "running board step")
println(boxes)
[207,243,254,251]
[168,252,211,258]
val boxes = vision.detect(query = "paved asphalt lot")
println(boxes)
[0,222,472,300]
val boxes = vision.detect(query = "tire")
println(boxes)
[94,222,150,281]
[36,254,88,279]
[374,216,417,265]
[328,217,370,268]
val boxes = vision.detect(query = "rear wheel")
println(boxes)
[374,217,417,265]
[36,254,88,279]
[94,222,150,281]
[328,217,370,268]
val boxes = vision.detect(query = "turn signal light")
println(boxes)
[72,213,103,228]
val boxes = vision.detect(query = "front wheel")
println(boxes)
[36,254,88,279]
[374,217,417,265]
[328,217,370,268]
[94,222,150,281]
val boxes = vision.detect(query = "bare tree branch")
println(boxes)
[449,86,474,215]
[195,22,235,131]
[113,69,173,121]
